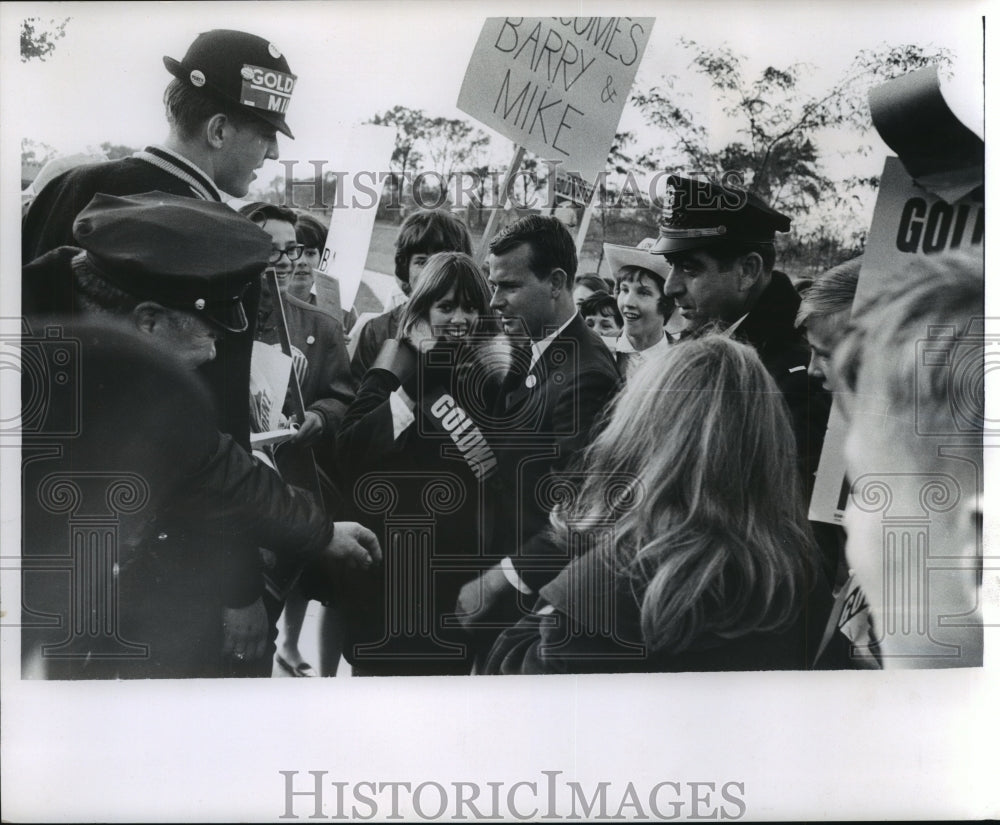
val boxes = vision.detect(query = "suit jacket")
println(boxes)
[487,313,622,592]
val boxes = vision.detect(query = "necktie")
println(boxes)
[500,338,533,412]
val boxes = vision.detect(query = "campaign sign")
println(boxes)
[808,155,984,524]
[457,17,654,182]
[315,124,396,313]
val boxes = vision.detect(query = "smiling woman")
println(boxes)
[333,251,502,676]
[604,241,674,375]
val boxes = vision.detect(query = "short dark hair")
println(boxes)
[614,264,672,318]
[489,214,577,283]
[574,273,607,294]
[394,209,472,284]
[237,201,297,228]
[294,211,328,249]
[163,78,261,141]
[580,290,623,327]
[701,240,776,273]
[400,252,493,339]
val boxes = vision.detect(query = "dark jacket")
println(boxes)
[349,303,406,389]
[332,338,501,675]
[732,270,831,495]
[21,153,262,604]
[22,148,223,263]
[20,250,312,609]
[484,543,850,675]
[487,313,622,592]
[256,292,355,436]
[21,319,333,678]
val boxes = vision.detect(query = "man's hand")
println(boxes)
[327,521,382,570]
[221,597,268,662]
[456,563,515,629]
[289,410,325,445]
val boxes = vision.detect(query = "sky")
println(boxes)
[5,0,986,198]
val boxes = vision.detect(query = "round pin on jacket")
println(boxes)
[525,375,537,389]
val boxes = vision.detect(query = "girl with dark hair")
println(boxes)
[333,252,501,675]
[572,273,609,308]
[291,211,327,304]
[485,334,846,674]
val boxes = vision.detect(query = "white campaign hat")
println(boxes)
[603,238,671,282]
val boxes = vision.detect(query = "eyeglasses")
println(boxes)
[268,244,305,263]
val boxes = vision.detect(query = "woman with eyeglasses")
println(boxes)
[238,201,356,678]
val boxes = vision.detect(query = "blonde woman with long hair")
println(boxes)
[485,333,847,673]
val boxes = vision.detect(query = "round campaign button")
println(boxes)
[189,69,206,87]
[268,43,282,58]
[306,335,315,345]
[525,375,537,389]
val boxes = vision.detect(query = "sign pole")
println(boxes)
[574,179,601,257]
[265,268,324,503]
[476,143,526,266]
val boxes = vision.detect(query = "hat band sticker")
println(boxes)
[240,64,296,114]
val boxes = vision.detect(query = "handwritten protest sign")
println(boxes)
[457,17,654,182]
[315,124,396,314]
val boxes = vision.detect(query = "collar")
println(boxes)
[133,145,223,201]
[724,313,749,336]
[615,332,671,373]
[734,270,803,351]
[529,312,577,371]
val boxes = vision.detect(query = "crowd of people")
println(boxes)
[20,29,985,679]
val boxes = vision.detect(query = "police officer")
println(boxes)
[22,192,381,677]
[650,174,830,492]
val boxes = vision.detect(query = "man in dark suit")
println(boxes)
[457,215,621,658]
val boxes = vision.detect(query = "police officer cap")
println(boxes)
[72,192,272,333]
[163,29,296,138]
[651,175,791,255]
